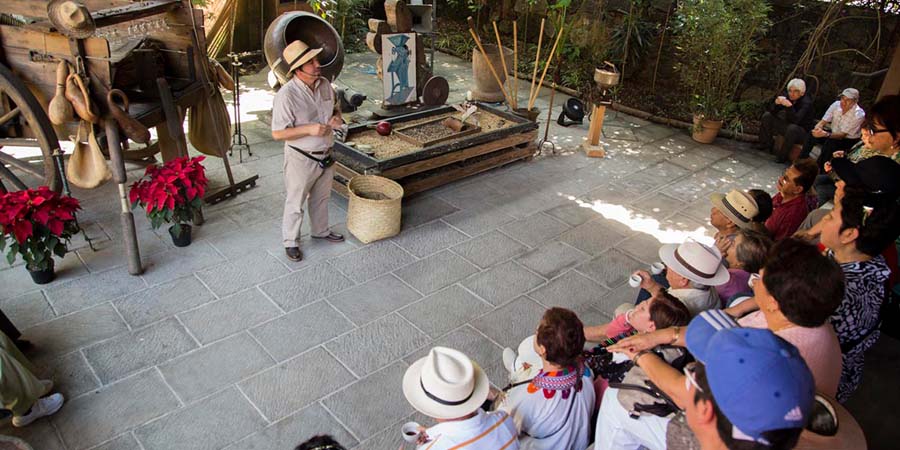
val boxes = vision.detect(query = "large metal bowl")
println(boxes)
[264,12,345,85]
[594,67,620,88]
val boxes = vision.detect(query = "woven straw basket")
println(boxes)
[346,175,404,243]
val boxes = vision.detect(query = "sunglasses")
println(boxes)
[684,362,704,393]
[863,122,891,136]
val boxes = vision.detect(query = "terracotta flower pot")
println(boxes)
[692,115,724,144]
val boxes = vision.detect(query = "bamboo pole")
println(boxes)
[513,21,518,110]
[528,26,564,110]
[528,18,546,109]
[492,21,511,107]
[467,17,513,105]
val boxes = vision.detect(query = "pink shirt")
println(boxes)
[738,311,841,397]
[606,314,635,338]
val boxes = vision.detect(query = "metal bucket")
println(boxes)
[594,62,620,88]
[264,12,345,85]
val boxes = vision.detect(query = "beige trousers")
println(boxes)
[1,331,44,416]
[282,148,334,247]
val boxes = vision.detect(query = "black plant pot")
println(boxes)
[168,224,193,247]
[27,260,56,285]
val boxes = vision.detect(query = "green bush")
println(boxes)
[673,0,771,121]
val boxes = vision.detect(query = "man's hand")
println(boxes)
[328,115,343,129]
[634,270,660,292]
[832,150,845,159]
[305,123,332,137]
[714,234,734,255]
[812,128,828,138]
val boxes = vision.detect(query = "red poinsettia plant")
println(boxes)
[0,186,81,271]
[129,156,208,235]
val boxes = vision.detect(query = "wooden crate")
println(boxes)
[332,103,538,197]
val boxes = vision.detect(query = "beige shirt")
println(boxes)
[821,100,865,139]
[271,76,335,152]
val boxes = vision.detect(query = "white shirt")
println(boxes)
[821,100,865,139]
[668,287,720,316]
[497,369,595,450]
[271,76,335,152]
[418,409,519,450]
[594,387,671,450]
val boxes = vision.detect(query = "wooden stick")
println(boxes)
[492,21,511,106]
[467,17,513,105]
[528,26,564,110]
[529,18,545,109]
[513,21,518,110]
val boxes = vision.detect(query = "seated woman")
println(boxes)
[609,238,845,398]
[818,183,900,402]
[814,94,900,206]
[495,307,594,450]
[716,229,772,304]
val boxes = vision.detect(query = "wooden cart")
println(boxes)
[0,0,216,275]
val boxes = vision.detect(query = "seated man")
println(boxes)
[634,240,729,316]
[1,331,64,427]
[766,158,818,240]
[709,188,759,249]
[594,311,816,450]
[402,347,519,449]
[801,88,865,168]
[757,78,817,162]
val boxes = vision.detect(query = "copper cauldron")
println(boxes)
[264,12,345,85]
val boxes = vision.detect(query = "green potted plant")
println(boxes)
[129,156,208,247]
[672,0,770,144]
[0,187,81,284]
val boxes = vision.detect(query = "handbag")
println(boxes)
[66,122,112,189]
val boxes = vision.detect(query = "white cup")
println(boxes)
[628,274,642,288]
[401,422,422,443]
[650,262,665,275]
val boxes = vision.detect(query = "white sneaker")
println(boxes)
[12,393,64,427]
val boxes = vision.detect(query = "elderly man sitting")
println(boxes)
[757,78,817,163]
[800,88,866,169]
[633,240,729,316]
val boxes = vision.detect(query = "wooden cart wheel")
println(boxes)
[0,62,62,192]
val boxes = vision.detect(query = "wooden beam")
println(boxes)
[0,151,45,178]
[399,145,534,196]
[878,42,900,100]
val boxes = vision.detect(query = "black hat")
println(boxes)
[832,156,900,201]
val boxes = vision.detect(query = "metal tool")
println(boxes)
[536,68,561,155]
[227,52,251,163]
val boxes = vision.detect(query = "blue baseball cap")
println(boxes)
[686,314,815,443]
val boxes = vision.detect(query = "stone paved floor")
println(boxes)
[1,51,895,449]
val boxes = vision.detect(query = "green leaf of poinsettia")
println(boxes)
[54,243,66,258]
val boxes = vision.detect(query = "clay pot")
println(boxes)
[107,89,150,144]
[48,61,73,125]
[471,44,512,103]
[692,114,723,144]
[65,73,99,123]
[441,117,465,132]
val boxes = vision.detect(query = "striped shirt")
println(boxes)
[419,410,519,450]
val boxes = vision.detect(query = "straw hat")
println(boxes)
[659,240,730,286]
[402,347,490,419]
[283,40,323,73]
[48,0,95,39]
[710,189,759,229]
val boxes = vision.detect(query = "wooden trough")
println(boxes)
[333,103,538,197]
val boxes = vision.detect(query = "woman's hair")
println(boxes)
[867,94,900,141]
[838,186,900,257]
[748,189,773,223]
[295,435,346,450]
[693,363,805,450]
[735,229,773,273]
[649,291,691,329]
[537,307,585,367]
[787,78,806,94]
[762,238,844,327]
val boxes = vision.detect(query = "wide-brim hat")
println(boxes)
[403,347,490,419]
[48,0,95,39]
[710,189,759,229]
[659,240,730,286]
[283,40,324,73]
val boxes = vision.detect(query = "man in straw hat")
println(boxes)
[709,188,759,248]
[272,39,345,262]
[633,240,729,316]
[402,347,519,449]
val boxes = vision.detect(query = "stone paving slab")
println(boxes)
[443,204,517,237]
[472,296,547,349]
[500,212,571,248]
[326,314,430,376]
[250,301,353,361]
[113,276,217,328]
[240,347,356,422]
[44,266,147,315]
[577,249,646,289]
[398,286,493,338]
[259,262,353,311]
[195,252,290,298]
[559,219,629,256]
[403,325,506,391]
[462,261,545,306]
[517,241,590,279]
[393,250,479,295]
[225,403,358,450]
[89,433,141,450]
[23,303,129,358]
[400,195,460,230]
[450,229,528,269]
[322,363,413,438]
[134,386,266,450]
[528,269,609,310]
[52,369,180,450]
[33,350,100,399]
[178,288,283,344]
[329,241,415,283]
[325,274,421,327]
[0,291,55,330]
[391,220,469,258]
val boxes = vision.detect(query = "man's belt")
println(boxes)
[289,145,335,169]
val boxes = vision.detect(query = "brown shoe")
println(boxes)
[285,247,303,261]
[312,232,344,243]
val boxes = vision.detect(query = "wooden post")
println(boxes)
[877,42,900,100]
[582,104,606,157]
[104,118,143,275]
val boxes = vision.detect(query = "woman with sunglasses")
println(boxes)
[817,185,900,402]
[814,94,900,206]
